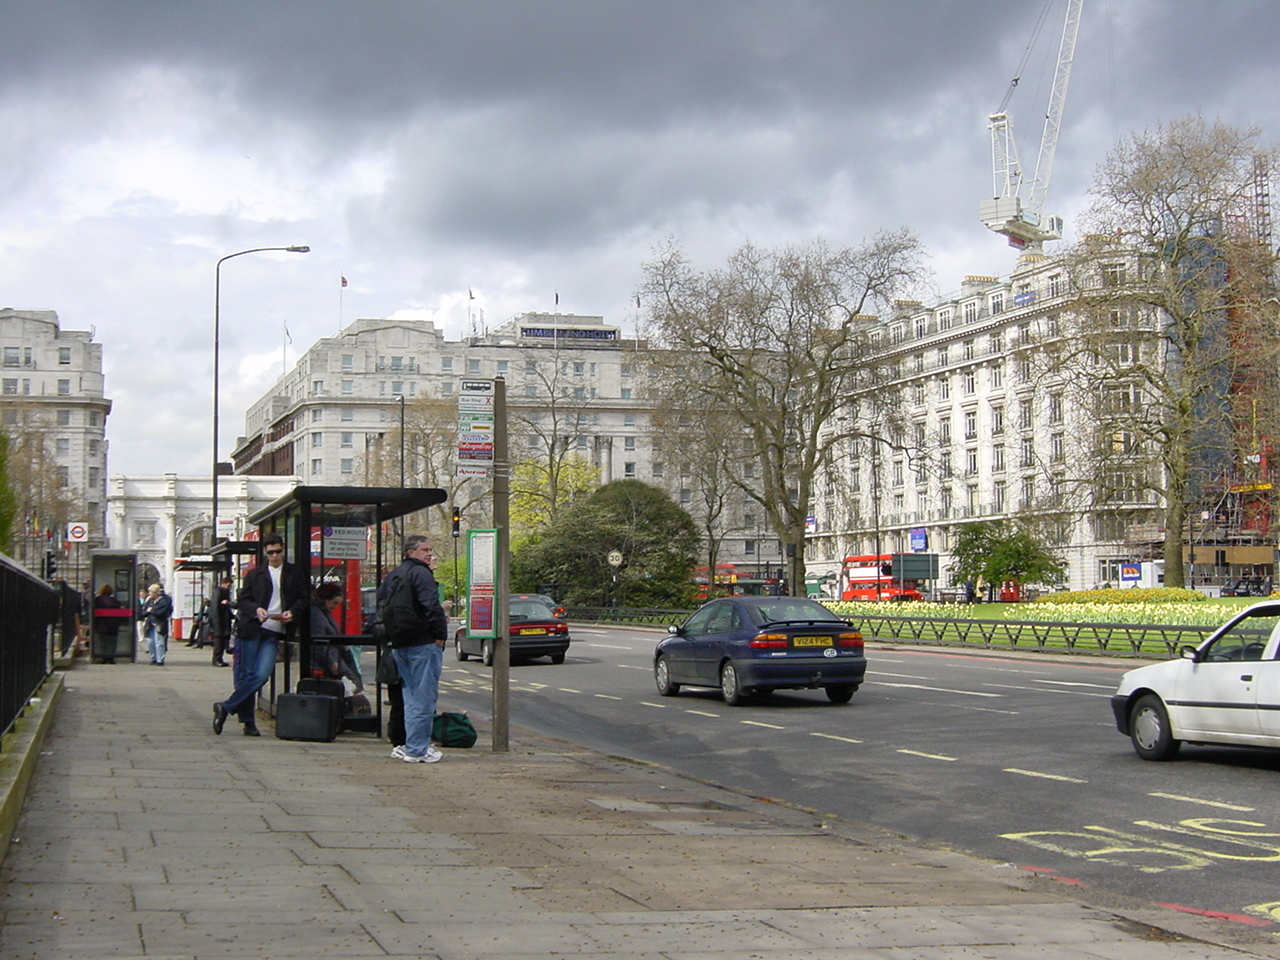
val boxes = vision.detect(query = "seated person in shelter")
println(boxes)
[310,582,363,692]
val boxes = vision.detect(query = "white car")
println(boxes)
[1111,601,1280,760]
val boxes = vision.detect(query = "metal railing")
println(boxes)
[0,553,57,738]
[567,606,1213,659]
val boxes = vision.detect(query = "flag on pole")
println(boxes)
[341,275,348,288]
[283,321,292,344]
[554,291,559,306]
[469,287,475,300]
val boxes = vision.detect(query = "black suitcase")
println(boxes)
[275,693,342,742]
[297,678,345,699]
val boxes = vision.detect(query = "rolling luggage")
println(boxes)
[297,677,345,700]
[275,692,342,742]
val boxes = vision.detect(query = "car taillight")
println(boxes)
[749,632,789,649]
[553,622,567,634]
[837,631,864,649]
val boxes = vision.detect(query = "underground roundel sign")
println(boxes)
[67,522,89,543]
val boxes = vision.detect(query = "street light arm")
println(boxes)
[212,244,310,547]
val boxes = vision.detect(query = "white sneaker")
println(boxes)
[399,745,443,763]
[390,745,407,760]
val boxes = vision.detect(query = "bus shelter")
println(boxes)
[244,485,448,737]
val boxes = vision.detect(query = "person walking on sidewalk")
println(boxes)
[209,575,233,667]
[142,583,173,665]
[212,534,306,737]
[378,535,449,763]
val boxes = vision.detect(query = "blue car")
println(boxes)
[655,596,866,705]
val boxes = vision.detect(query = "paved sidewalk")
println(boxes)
[2,643,1277,960]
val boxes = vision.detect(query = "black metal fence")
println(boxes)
[0,553,57,738]
[567,606,1215,659]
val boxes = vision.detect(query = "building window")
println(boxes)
[57,466,70,487]
[623,436,636,451]
[2,347,18,367]
[341,354,354,370]
[56,438,70,456]
[58,347,71,364]
[990,293,1005,315]
[1021,438,1035,468]
[652,462,664,478]
[940,454,952,479]
[963,370,976,395]
[340,407,353,422]
[88,439,100,456]
[624,414,636,427]
[939,376,950,400]
[441,382,453,396]
[340,459,354,474]
[341,380,353,396]
[991,405,1004,436]
[57,379,71,395]
[1051,433,1065,462]
[993,444,1005,473]
[1049,393,1064,424]
[56,409,72,426]
[441,357,453,372]
[989,331,1003,354]
[963,301,979,323]
[340,432,353,448]
[939,417,951,445]
[497,360,508,375]
[912,382,925,405]
[937,346,948,367]
[937,308,952,331]
[467,359,481,375]
[965,448,978,476]
[88,467,100,487]
[311,459,323,475]
[994,480,1006,513]
[624,462,636,478]
[990,363,1003,389]
[311,432,323,448]
[964,411,977,440]
[963,340,975,361]
[312,409,323,422]
[89,411,101,426]
[620,387,633,400]
[1102,263,1127,287]
[312,380,324,395]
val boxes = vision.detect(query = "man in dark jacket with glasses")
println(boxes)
[212,534,307,737]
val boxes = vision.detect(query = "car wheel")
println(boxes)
[481,640,494,667]
[720,661,746,706]
[455,637,469,662]
[825,683,857,704]
[655,655,680,696]
[1130,693,1180,761]
[550,652,566,665]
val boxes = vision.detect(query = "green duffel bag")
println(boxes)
[432,711,478,748]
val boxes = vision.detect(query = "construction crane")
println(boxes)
[979,0,1083,251]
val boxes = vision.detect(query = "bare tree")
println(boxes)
[641,235,926,596]
[1063,116,1280,587]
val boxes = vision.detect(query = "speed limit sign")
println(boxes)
[67,522,89,543]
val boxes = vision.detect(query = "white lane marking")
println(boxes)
[874,681,1003,698]
[616,664,649,670]
[981,682,1106,697]
[593,693,623,701]
[587,643,633,649]
[1032,679,1117,690]
[685,710,721,718]
[874,671,936,680]
[558,688,582,694]
[1004,768,1086,783]
[898,749,957,761]
[639,701,668,709]
[1149,792,1255,812]
[810,732,863,744]
[741,720,785,730]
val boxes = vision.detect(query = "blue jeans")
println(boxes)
[223,627,281,723]
[393,642,443,757]
[146,626,167,664]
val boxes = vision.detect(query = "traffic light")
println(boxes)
[451,506,461,538]
[44,549,57,579]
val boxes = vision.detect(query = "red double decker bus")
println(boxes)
[840,554,924,602]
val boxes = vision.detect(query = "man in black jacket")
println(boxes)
[212,534,307,737]
[378,535,449,762]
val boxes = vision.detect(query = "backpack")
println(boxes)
[376,572,431,648]
[432,711,477,748]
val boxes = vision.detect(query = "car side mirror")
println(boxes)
[1179,645,1200,662]
[668,624,682,637]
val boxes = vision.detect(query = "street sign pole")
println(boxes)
[491,376,510,752]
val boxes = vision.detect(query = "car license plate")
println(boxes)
[518,627,547,635]
[792,636,832,647]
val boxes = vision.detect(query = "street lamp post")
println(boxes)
[212,245,309,548]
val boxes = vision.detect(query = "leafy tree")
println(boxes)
[950,521,1066,593]
[512,480,698,607]
[1063,116,1280,587]
[642,235,925,596]
[509,454,598,540]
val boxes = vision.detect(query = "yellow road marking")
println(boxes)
[1148,792,1254,812]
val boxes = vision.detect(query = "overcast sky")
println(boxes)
[2,0,1278,479]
